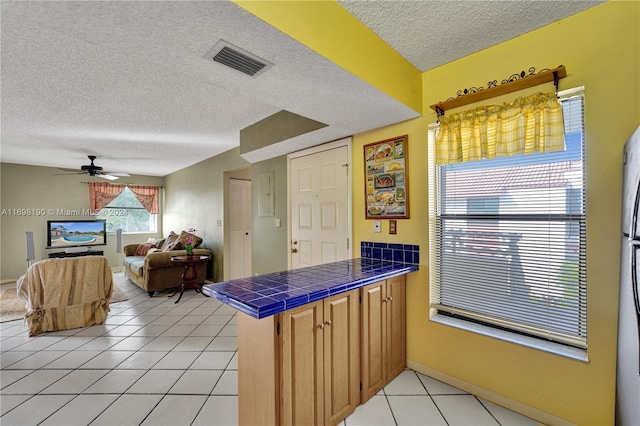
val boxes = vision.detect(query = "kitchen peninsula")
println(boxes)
[203,242,419,425]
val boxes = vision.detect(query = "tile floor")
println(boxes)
[1,273,539,426]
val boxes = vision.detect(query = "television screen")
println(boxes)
[47,220,107,248]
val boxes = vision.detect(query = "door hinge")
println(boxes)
[347,238,350,250]
[277,321,280,336]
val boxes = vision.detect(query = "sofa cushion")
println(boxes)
[129,259,145,277]
[124,255,145,278]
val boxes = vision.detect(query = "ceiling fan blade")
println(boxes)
[54,171,84,176]
[97,174,119,181]
[104,172,130,177]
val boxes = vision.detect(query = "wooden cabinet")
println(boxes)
[281,290,360,426]
[236,275,407,425]
[360,275,406,402]
[238,289,360,426]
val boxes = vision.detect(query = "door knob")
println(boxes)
[291,248,298,253]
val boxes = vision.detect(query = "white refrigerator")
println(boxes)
[617,125,640,425]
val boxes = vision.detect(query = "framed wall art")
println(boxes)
[364,135,409,219]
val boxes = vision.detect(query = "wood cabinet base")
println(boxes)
[237,312,280,425]
[236,276,406,425]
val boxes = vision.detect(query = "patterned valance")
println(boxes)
[435,92,565,165]
[89,183,159,214]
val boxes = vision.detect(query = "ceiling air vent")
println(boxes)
[203,40,273,78]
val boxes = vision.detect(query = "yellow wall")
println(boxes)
[351,2,639,424]
[234,0,422,114]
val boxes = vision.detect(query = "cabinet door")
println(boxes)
[281,302,324,426]
[324,290,360,424]
[360,281,387,402]
[386,275,406,380]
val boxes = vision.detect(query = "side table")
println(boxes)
[169,254,212,303]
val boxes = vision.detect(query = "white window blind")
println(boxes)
[428,90,587,349]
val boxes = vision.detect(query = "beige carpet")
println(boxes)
[0,277,128,323]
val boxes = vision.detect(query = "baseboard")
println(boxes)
[406,359,574,426]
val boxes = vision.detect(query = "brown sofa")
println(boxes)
[123,231,212,296]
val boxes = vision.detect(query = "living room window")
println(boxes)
[90,184,159,234]
[428,89,587,351]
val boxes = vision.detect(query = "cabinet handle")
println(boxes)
[388,296,393,302]
[382,298,388,303]
[317,323,324,329]
[324,320,332,327]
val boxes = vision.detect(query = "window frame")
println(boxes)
[96,187,158,234]
[427,88,588,361]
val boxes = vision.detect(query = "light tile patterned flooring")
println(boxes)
[0,273,538,425]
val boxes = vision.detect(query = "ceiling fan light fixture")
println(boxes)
[203,40,273,78]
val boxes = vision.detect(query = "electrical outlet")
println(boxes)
[373,220,381,233]
[217,219,222,227]
[275,218,281,228]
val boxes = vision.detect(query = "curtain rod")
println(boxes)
[81,181,163,188]
[430,65,567,115]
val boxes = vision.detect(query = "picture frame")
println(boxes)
[364,135,410,219]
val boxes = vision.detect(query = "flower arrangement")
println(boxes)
[185,228,196,256]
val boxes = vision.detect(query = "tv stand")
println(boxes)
[48,250,104,259]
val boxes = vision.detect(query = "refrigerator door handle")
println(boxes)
[631,243,640,375]
[631,179,640,239]
[632,243,640,315]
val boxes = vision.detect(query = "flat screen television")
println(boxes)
[46,220,107,249]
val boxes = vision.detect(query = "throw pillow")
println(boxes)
[134,243,153,256]
[160,231,179,251]
[163,239,181,251]
[176,230,203,249]
[153,238,166,249]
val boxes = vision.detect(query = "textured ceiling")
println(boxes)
[0,1,602,177]
[338,0,603,72]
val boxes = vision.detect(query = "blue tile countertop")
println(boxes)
[202,257,418,319]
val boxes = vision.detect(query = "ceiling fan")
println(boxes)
[57,155,130,181]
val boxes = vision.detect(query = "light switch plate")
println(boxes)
[373,220,381,233]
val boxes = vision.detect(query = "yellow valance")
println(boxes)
[435,92,565,165]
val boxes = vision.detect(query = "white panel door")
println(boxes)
[230,179,252,279]
[290,145,350,269]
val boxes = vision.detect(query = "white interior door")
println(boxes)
[290,143,350,269]
[229,179,252,279]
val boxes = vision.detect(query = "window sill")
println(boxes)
[107,231,158,235]
[430,313,589,363]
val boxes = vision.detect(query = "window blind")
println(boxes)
[428,91,587,349]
